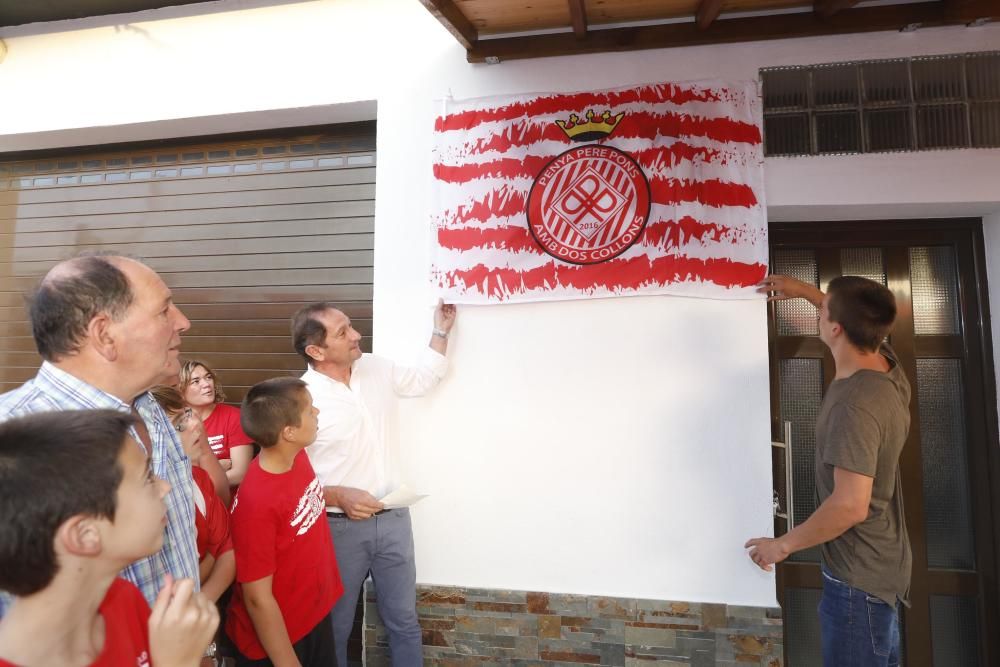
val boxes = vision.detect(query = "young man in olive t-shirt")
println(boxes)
[745,274,912,667]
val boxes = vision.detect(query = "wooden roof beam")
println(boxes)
[696,0,725,29]
[814,0,862,19]
[418,0,478,50]
[942,0,996,21]
[467,2,1000,62]
[569,0,588,38]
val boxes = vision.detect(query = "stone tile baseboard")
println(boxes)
[362,584,782,666]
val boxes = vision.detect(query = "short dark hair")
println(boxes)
[291,302,335,365]
[29,255,134,361]
[241,378,308,448]
[0,409,135,595]
[827,276,897,352]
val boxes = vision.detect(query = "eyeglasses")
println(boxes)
[188,374,214,387]
[173,407,194,432]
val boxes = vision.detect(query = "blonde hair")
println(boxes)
[179,360,226,404]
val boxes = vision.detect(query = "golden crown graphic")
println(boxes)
[555,109,626,142]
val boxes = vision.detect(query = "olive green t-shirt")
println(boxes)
[814,343,912,606]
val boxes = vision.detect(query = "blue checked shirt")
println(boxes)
[0,362,200,616]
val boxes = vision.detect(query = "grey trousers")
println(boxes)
[327,508,422,666]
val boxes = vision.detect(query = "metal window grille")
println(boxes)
[761,51,1000,157]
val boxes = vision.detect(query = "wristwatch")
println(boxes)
[432,328,449,339]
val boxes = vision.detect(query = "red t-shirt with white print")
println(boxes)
[203,403,253,461]
[225,450,342,660]
[0,578,152,667]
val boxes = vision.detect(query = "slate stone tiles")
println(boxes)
[361,584,783,665]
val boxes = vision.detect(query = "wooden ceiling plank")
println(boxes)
[418,0,478,50]
[569,0,589,38]
[942,0,996,20]
[468,2,995,62]
[814,0,862,19]
[696,0,726,29]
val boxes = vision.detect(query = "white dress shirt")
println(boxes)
[301,349,448,511]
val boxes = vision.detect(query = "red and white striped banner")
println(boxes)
[430,80,768,304]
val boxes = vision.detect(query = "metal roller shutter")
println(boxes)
[0,123,376,403]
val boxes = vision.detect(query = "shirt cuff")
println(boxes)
[420,346,449,378]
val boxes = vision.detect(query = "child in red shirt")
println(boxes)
[226,378,342,666]
[151,385,235,603]
[192,464,235,583]
[0,410,218,667]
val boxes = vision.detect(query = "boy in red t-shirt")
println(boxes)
[0,409,218,667]
[150,384,235,603]
[226,378,343,666]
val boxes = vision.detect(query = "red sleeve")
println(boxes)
[192,465,232,558]
[191,467,217,560]
[115,577,153,617]
[192,465,216,499]
[230,488,278,583]
[206,486,233,558]
[92,579,151,667]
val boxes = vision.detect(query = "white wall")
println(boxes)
[2,0,1000,608]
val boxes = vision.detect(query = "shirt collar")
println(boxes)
[37,361,131,411]
[303,363,357,388]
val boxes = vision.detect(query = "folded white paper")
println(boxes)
[379,484,427,509]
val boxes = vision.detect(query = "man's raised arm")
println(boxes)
[757,275,824,308]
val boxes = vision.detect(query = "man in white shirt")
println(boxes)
[292,300,456,666]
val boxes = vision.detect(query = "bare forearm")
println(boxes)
[430,301,456,355]
[799,285,825,309]
[246,595,300,667]
[780,497,862,554]
[759,275,825,308]
[199,554,215,583]
[226,446,252,486]
[322,485,342,507]
[429,334,448,355]
[199,454,231,506]
[322,485,382,520]
[200,551,235,603]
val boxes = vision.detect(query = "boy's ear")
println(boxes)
[282,423,297,442]
[86,313,118,362]
[56,515,103,557]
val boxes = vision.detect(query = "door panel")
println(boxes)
[769,220,1000,667]
[916,358,976,571]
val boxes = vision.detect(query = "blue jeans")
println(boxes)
[819,566,901,667]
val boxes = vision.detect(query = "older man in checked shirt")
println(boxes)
[0,254,200,616]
